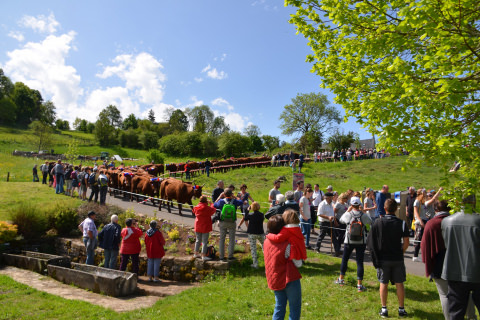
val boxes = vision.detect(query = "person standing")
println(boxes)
[299,188,313,249]
[48,161,55,187]
[441,200,480,320]
[214,189,243,261]
[70,166,79,198]
[40,161,49,184]
[315,192,335,253]
[269,180,282,206]
[333,192,349,256]
[32,164,39,182]
[363,188,378,222]
[98,214,121,269]
[335,197,372,292]
[119,218,143,275]
[244,202,265,268]
[375,185,389,219]
[88,167,99,203]
[405,187,417,235]
[204,158,212,177]
[293,181,304,203]
[264,215,303,320]
[311,184,324,235]
[367,199,409,318]
[212,180,224,203]
[298,153,304,173]
[78,211,98,265]
[145,220,166,282]
[420,200,477,320]
[64,165,73,196]
[54,159,65,194]
[192,196,217,261]
[98,169,109,205]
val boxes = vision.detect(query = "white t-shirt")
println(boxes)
[364,197,375,218]
[340,210,372,244]
[317,200,334,222]
[299,196,311,220]
[312,190,324,206]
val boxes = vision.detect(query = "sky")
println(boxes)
[0,0,372,142]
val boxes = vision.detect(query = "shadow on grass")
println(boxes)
[405,286,440,303]
[410,308,444,320]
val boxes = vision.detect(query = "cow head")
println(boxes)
[191,184,203,198]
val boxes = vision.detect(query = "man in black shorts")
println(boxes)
[367,199,410,318]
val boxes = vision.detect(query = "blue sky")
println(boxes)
[0,0,372,141]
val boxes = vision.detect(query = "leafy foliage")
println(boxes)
[286,0,480,208]
[327,129,357,151]
[0,221,18,243]
[10,204,48,240]
[29,120,54,152]
[147,149,165,164]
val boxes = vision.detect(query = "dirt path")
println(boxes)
[0,266,197,312]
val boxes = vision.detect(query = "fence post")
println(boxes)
[7,172,10,182]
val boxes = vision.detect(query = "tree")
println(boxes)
[287,0,480,206]
[262,135,280,152]
[119,129,140,149]
[39,101,56,125]
[186,105,214,133]
[65,139,79,163]
[86,122,95,133]
[55,119,69,130]
[139,131,159,150]
[0,97,16,124]
[12,82,43,125]
[298,128,323,153]
[209,116,230,136]
[249,135,264,153]
[123,113,138,130]
[168,109,188,133]
[148,109,155,123]
[29,120,53,152]
[94,113,116,146]
[327,129,357,151]
[244,124,261,137]
[0,69,14,99]
[147,149,164,164]
[218,132,250,157]
[279,92,341,151]
[99,105,122,128]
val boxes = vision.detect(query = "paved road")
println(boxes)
[105,192,426,277]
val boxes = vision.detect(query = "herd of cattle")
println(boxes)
[94,155,302,215]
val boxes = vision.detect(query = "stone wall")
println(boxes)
[55,238,229,282]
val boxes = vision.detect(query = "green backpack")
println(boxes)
[220,199,236,222]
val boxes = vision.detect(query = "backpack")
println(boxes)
[98,174,108,187]
[88,173,98,186]
[205,245,216,259]
[70,170,77,180]
[220,199,236,222]
[78,172,86,184]
[349,211,365,242]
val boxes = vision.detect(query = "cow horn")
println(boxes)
[201,183,205,187]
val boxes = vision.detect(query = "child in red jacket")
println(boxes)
[266,209,307,267]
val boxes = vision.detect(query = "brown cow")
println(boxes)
[131,175,162,204]
[159,178,203,216]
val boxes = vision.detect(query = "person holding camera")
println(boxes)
[119,218,143,275]
[145,220,165,282]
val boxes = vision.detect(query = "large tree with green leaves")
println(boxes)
[94,112,116,146]
[279,92,341,152]
[168,109,188,133]
[29,120,53,152]
[99,105,122,128]
[287,0,480,205]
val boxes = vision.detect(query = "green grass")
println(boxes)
[0,251,446,319]
[0,182,80,221]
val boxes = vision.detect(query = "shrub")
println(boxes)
[54,206,79,235]
[167,228,180,241]
[0,221,18,243]
[10,204,48,239]
[77,203,125,227]
[146,149,165,164]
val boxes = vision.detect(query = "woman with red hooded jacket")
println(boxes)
[145,220,165,282]
[192,196,216,261]
[119,218,143,274]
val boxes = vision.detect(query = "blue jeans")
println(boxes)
[273,279,301,320]
[55,174,64,194]
[205,166,210,177]
[300,218,311,247]
[83,237,95,265]
[340,244,366,280]
[103,249,118,269]
[147,258,162,277]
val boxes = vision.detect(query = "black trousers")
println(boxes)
[310,207,318,229]
[99,186,107,205]
[448,280,480,320]
[42,172,48,184]
[315,221,340,251]
[89,186,99,202]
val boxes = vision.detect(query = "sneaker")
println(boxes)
[379,308,388,318]
[314,248,321,253]
[202,256,212,261]
[357,284,367,292]
[334,278,345,286]
[412,257,419,262]
[398,309,408,317]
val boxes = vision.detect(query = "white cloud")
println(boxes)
[213,109,249,132]
[140,102,176,122]
[213,53,227,62]
[201,64,227,80]
[8,31,24,42]
[19,13,60,34]
[212,97,234,111]
[97,52,166,105]
[194,77,203,83]
[3,30,83,121]
[84,86,139,121]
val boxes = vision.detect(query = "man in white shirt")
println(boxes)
[311,184,324,235]
[315,192,335,253]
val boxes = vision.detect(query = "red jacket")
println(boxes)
[120,227,143,254]
[263,238,302,291]
[193,202,216,233]
[145,229,166,259]
[421,213,448,278]
[266,225,307,260]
